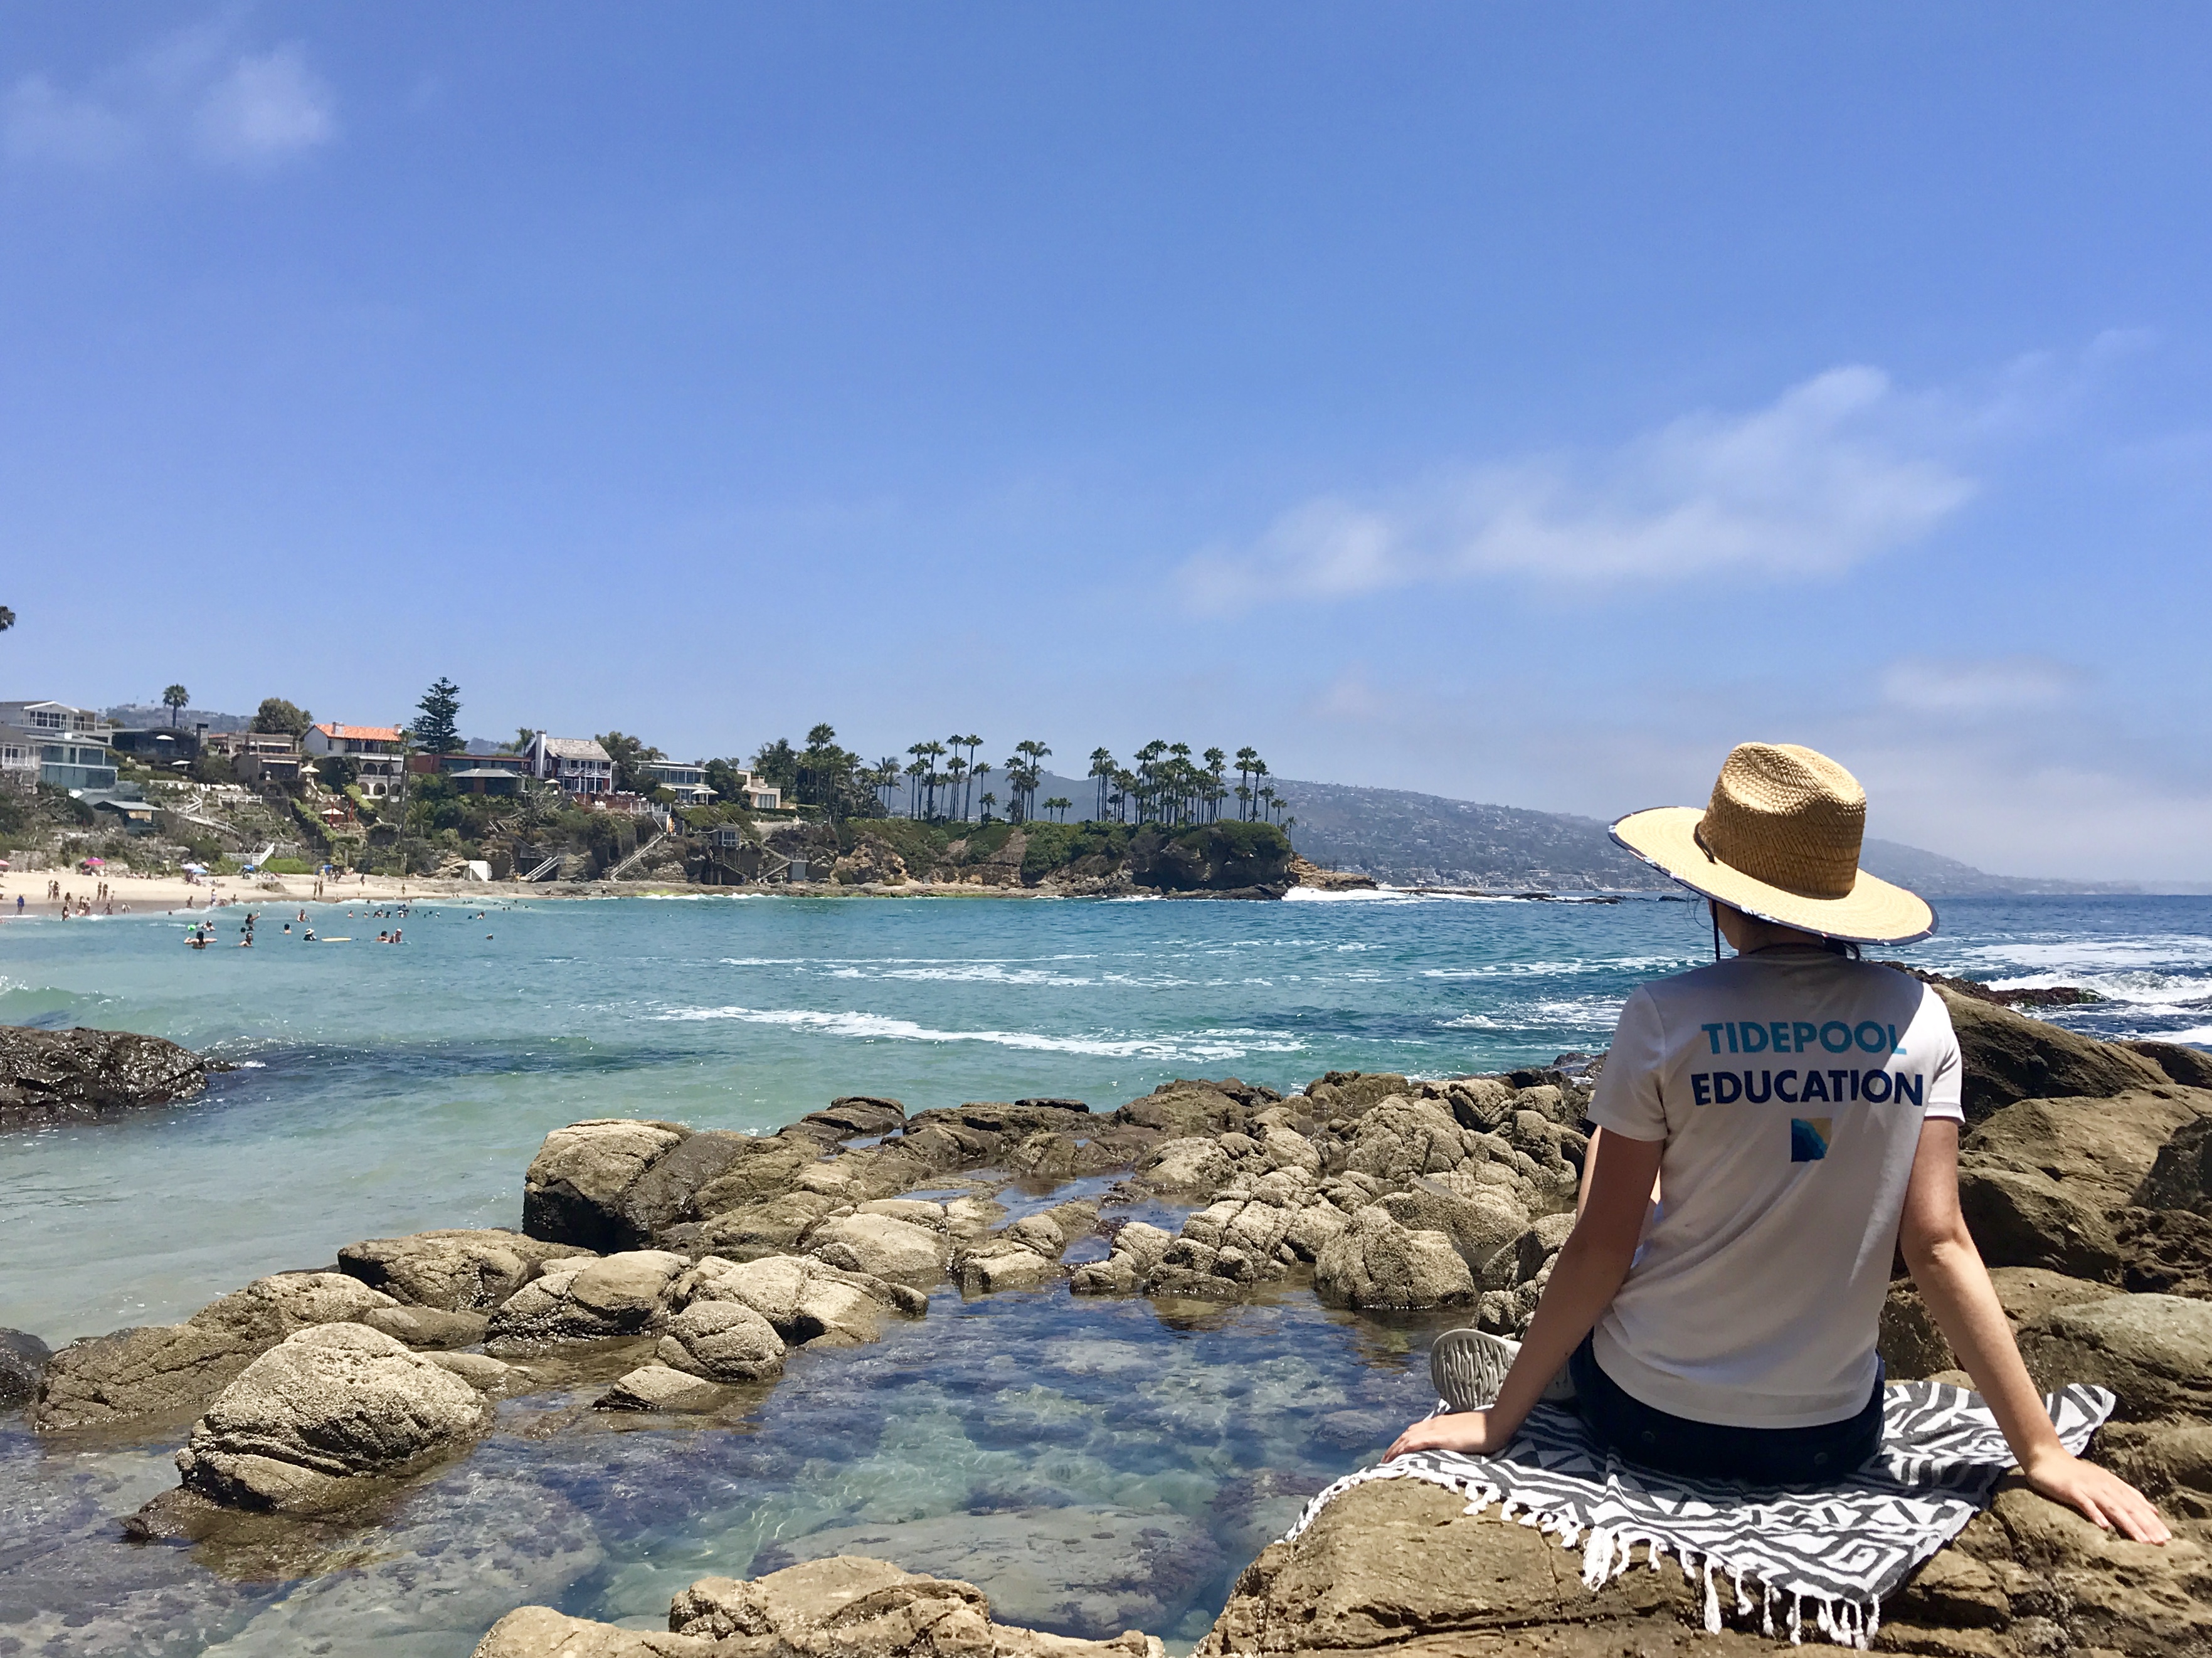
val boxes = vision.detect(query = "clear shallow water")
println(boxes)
[0,888,2206,1656]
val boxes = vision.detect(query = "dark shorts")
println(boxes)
[1567,1335,1884,1486]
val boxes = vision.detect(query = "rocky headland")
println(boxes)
[0,1023,228,1126]
[8,990,2211,1653]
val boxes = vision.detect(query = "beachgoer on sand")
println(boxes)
[1392,742,2169,1543]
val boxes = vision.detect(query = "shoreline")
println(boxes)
[0,869,1667,916]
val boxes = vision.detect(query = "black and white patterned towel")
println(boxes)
[1286,1381,2114,1649]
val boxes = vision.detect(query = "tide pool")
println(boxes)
[0,888,2206,1658]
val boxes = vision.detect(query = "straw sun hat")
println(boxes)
[1610,743,1935,945]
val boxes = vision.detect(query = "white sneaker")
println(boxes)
[1429,1328,1577,1413]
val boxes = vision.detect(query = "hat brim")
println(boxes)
[1610,806,1936,945]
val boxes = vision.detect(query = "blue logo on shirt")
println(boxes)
[1790,1117,1831,1162]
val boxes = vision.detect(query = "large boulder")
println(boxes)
[696,1191,842,1259]
[1956,1165,2124,1281]
[0,1023,227,1122]
[676,1253,923,1345]
[2124,1040,2212,1092]
[1937,991,2172,1122]
[1197,1476,1696,1654]
[485,1251,688,1348]
[691,1138,823,1216]
[655,1299,785,1382]
[2015,1293,2212,1420]
[0,1328,51,1407]
[337,1228,586,1311]
[805,1213,951,1282]
[1373,1180,1529,1277]
[609,1129,765,1245]
[167,1323,490,1512]
[1313,1207,1476,1309]
[33,1270,401,1432]
[1880,1268,2123,1378]
[522,1119,690,1250]
[594,1363,729,1415]
[1963,1092,2208,1211]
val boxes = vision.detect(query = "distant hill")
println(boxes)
[1269,778,2135,897]
[104,704,251,734]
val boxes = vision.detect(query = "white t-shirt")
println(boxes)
[1586,949,1963,1428]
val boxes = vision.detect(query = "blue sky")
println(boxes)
[3,5,2209,880]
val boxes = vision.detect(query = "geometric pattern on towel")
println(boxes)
[1283,1383,2114,1650]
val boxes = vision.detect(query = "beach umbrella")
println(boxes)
[82,857,105,868]
[181,862,208,874]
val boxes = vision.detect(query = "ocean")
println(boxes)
[1,889,2206,1654]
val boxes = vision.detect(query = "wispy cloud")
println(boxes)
[3,20,335,173]
[1179,367,1977,613]
[1880,656,2090,717]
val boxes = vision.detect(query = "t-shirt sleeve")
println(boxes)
[1919,986,1965,1124]
[1588,985,1669,1143]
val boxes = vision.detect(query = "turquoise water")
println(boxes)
[0,889,2206,1656]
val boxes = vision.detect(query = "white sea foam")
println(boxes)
[1981,969,2212,1007]
[653,1004,1307,1061]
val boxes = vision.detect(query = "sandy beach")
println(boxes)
[0,867,497,917]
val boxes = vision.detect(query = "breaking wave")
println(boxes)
[653,1004,1308,1062]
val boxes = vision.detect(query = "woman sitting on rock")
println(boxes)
[1389,742,2169,1543]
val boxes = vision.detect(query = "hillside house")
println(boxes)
[526,734,615,799]
[0,701,117,791]
[204,731,304,787]
[304,724,406,798]
[646,760,717,806]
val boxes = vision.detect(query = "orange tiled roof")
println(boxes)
[316,723,403,742]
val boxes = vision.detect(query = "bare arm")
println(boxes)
[1388,1129,1664,1460]
[1900,1119,2169,1544]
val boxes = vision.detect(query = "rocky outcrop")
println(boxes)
[2135,1115,2212,1217]
[486,1250,689,1348]
[522,1119,694,1250]
[1195,1465,2212,1658]
[0,1023,229,1124]
[33,1270,404,1432]
[0,1327,50,1407]
[337,1228,586,1311]
[1935,990,2173,1123]
[473,1555,1167,1658]
[677,1252,924,1345]
[655,1297,785,1381]
[2016,1295,2212,1422]
[1315,1207,1476,1309]
[157,1323,490,1514]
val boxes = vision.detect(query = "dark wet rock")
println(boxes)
[0,1022,229,1123]
[485,1250,688,1348]
[33,1270,402,1431]
[593,1363,729,1413]
[1935,991,2173,1123]
[655,1297,785,1381]
[358,1303,490,1349]
[2135,1115,2212,1218]
[614,1129,763,1245]
[522,1118,691,1250]
[2016,1293,2212,1420]
[2114,1206,2212,1299]
[809,1095,909,1136]
[0,1326,51,1407]
[2125,1040,2212,1092]
[1315,1206,1475,1309]
[338,1227,589,1311]
[162,1323,491,1513]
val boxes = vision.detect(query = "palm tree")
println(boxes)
[945,755,969,820]
[980,790,997,821]
[1087,748,1114,823]
[163,684,191,728]
[874,757,902,813]
[1202,747,1227,821]
[1042,796,1072,823]
[904,754,929,818]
